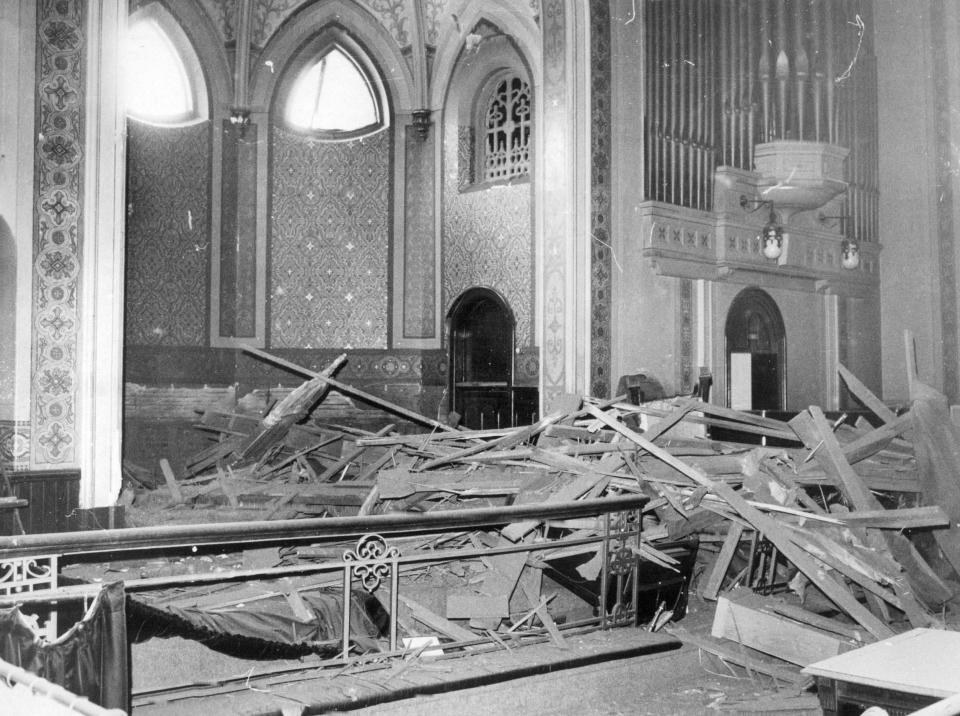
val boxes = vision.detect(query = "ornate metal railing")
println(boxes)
[0,495,650,662]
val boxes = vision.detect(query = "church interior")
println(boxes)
[2,1,960,714]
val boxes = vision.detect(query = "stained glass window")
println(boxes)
[482,76,531,182]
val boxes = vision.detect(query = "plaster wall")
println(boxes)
[0,0,36,457]
[611,255,681,397]
[876,0,942,401]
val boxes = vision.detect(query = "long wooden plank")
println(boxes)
[585,405,894,640]
[416,414,563,471]
[793,408,951,610]
[911,398,960,577]
[837,363,898,424]
[242,345,461,434]
[841,412,912,464]
[159,459,184,504]
[666,625,807,686]
[700,522,745,600]
[316,424,395,482]
[397,595,480,649]
[712,593,855,666]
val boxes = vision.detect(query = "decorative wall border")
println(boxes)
[589,0,612,399]
[540,0,568,409]
[32,0,86,465]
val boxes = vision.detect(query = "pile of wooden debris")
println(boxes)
[129,343,960,686]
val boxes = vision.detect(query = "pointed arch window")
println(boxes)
[123,6,207,124]
[480,75,531,183]
[284,45,385,137]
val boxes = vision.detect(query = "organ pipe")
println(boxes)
[640,0,878,243]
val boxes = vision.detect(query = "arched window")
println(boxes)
[479,74,531,182]
[123,6,207,123]
[282,44,386,138]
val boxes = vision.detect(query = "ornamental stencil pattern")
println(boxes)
[422,0,446,47]
[443,123,533,348]
[403,127,436,339]
[0,421,31,471]
[540,0,566,405]
[590,0,612,398]
[32,0,85,464]
[125,120,210,346]
[271,127,390,349]
[195,0,304,47]
[359,0,410,48]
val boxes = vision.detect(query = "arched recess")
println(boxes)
[429,1,541,112]
[725,287,787,411]
[128,0,231,118]
[448,287,535,429]
[264,18,404,350]
[124,0,224,350]
[441,26,537,389]
[250,1,414,115]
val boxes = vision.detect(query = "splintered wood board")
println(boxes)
[711,593,854,666]
[803,628,960,698]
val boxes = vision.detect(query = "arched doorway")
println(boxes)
[448,288,515,430]
[725,288,786,411]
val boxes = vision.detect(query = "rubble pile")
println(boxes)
[129,346,960,685]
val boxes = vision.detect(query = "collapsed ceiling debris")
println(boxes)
[3,346,960,713]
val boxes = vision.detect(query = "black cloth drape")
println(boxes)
[0,581,128,711]
[127,588,383,660]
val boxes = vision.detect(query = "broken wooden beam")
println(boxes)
[585,405,895,640]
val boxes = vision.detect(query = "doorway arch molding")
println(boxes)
[446,286,519,429]
[724,286,787,411]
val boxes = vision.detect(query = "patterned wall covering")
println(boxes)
[125,119,211,346]
[931,0,959,402]
[442,123,534,348]
[32,0,86,464]
[589,0,611,399]
[270,126,390,349]
[403,126,436,339]
[0,421,30,471]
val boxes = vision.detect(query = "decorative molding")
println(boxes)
[678,279,694,394]
[640,202,880,297]
[32,0,86,465]
[238,347,447,385]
